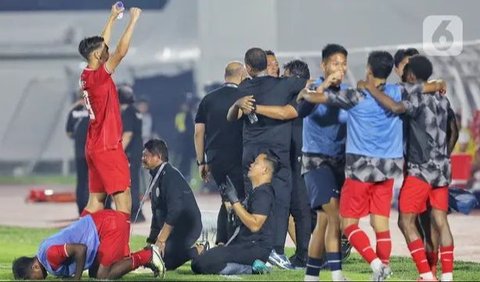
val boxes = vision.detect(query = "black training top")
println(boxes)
[195,84,243,163]
[237,183,275,248]
[238,76,306,149]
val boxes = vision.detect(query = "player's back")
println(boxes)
[37,215,99,277]
[80,65,123,152]
[239,76,305,148]
[405,92,451,164]
[346,84,403,159]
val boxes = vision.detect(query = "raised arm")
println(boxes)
[101,3,124,46]
[105,7,142,73]
[255,104,298,120]
[232,203,267,233]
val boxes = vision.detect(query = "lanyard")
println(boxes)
[131,163,167,226]
[147,162,167,196]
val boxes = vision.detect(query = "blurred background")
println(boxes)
[0,0,479,196]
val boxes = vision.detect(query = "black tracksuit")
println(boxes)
[147,163,203,270]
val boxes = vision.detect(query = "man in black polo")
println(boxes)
[227,48,306,269]
[66,91,90,215]
[118,85,145,222]
[191,151,278,275]
[194,61,248,245]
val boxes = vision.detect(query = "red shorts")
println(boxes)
[340,178,394,218]
[86,148,131,195]
[399,176,448,213]
[91,210,131,267]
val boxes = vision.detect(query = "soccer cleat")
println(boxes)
[341,235,353,262]
[288,254,307,269]
[267,249,294,270]
[145,245,166,279]
[252,259,271,274]
[372,264,392,282]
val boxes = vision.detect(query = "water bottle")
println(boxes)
[115,1,125,20]
[247,103,258,124]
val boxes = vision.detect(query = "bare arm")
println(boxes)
[423,80,447,94]
[194,123,206,164]
[231,203,267,233]
[122,132,133,149]
[227,95,255,121]
[65,244,87,280]
[227,104,243,121]
[194,123,210,181]
[105,8,142,73]
[156,223,173,244]
[255,104,298,120]
[101,4,123,46]
[447,108,459,155]
[155,223,173,257]
[297,88,329,104]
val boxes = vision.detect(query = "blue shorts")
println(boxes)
[304,164,344,210]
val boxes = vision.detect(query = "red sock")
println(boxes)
[440,245,454,274]
[118,211,131,256]
[426,251,438,274]
[131,249,152,270]
[80,209,91,217]
[344,224,377,264]
[375,231,391,265]
[408,239,431,275]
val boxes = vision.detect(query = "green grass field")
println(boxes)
[0,175,76,186]
[1,226,479,281]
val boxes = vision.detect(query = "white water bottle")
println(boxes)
[115,1,125,20]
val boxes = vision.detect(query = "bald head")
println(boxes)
[224,61,246,84]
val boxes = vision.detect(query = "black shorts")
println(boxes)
[304,164,344,210]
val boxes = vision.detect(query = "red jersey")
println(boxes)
[80,64,123,152]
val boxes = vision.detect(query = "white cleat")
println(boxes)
[372,264,392,282]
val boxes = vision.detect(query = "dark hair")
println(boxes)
[144,139,169,162]
[12,256,35,280]
[118,84,135,104]
[394,48,420,67]
[244,48,267,72]
[367,51,394,79]
[78,36,104,60]
[283,60,310,80]
[262,149,280,175]
[322,44,348,61]
[265,50,276,56]
[404,55,433,81]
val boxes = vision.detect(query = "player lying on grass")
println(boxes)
[12,210,165,280]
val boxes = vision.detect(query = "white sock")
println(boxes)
[441,272,453,281]
[304,274,318,281]
[370,258,383,272]
[331,270,345,281]
[420,272,434,280]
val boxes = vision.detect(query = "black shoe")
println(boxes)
[341,235,353,262]
[289,254,306,269]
